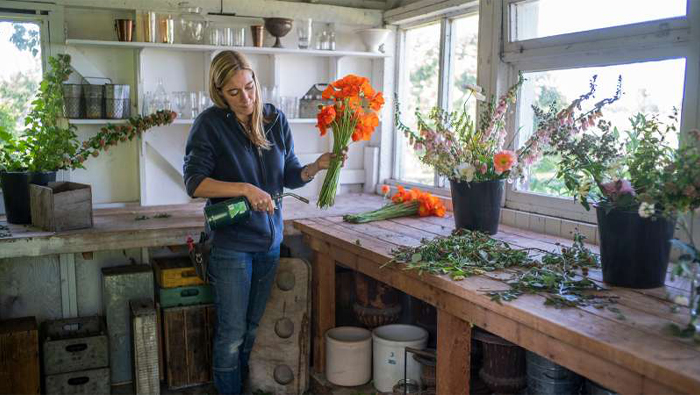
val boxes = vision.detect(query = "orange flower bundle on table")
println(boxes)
[343,185,446,223]
[316,74,385,208]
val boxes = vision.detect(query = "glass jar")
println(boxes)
[178,2,208,44]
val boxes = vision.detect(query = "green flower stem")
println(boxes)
[343,201,419,223]
[317,100,357,209]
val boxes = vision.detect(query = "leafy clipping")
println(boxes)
[390,229,610,308]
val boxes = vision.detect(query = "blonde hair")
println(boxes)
[209,50,271,149]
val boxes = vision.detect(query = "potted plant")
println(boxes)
[0,54,176,224]
[395,74,526,234]
[531,76,700,288]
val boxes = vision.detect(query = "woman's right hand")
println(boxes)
[244,184,275,214]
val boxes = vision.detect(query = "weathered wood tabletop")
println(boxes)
[294,214,700,395]
[0,193,384,259]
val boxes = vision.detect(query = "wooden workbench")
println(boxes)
[0,193,384,260]
[294,214,700,395]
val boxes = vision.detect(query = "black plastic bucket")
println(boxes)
[1,171,56,224]
[450,179,504,235]
[596,205,675,289]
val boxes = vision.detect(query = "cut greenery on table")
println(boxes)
[343,185,446,223]
[389,229,611,308]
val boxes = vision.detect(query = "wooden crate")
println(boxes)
[130,299,159,395]
[45,367,110,394]
[42,316,108,375]
[29,182,92,232]
[162,304,215,389]
[153,255,204,288]
[158,284,213,308]
[101,264,154,384]
[0,317,40,395]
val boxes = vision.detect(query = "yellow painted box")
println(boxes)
[153,255,205,288]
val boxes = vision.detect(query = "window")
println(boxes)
[504,0,698,222]
[0,19,43,137]
[396,22,441,185]
[509,0,687,42]
[395,12,479,187]
[516,59,687,197]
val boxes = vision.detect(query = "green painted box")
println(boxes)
[158,284,213,308]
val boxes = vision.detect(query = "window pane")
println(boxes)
[516,58,686,197]
[449,13,479,120]
[0,21,42,137]
[399,22,441,185]
[510,0,687,42]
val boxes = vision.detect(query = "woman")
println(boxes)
[183,50,342,394]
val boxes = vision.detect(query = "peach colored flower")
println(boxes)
[493,150,517,174]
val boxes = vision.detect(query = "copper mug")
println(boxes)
[251,25,264,47]
[115,19,134,42]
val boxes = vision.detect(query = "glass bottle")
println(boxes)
[327,23,336,51]
[153,79,169,111]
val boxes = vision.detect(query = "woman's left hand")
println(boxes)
[315,147,349,170]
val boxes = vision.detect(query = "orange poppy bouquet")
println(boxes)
[343,185,446,223]
[316,74,385,208]
[395,74,530,183]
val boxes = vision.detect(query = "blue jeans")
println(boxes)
[207,245,280,395]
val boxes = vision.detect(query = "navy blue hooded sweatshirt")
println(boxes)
[183,104,308,252]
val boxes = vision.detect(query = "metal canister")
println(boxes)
[105,84,131,119]
[299,83,332,118]
[526,351,583,395]
[62,84,83,118]
[204,196,251,230]
[83,84,104,119]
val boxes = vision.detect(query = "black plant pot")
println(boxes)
[596,205,675,289]
[1,171,56,224]
[450,179,504,235]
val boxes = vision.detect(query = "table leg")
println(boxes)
[437,308,471,394]
[312,251,335,374]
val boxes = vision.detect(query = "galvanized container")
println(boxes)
[62,84,83,118]
[105,84,131,119]
[526,351,582,395]
[299,83,332,119]
[42,315,109,375]
[586,379,618,395]
[82,84,104,119]
[101,264,154,384]
[130,299,160,395]
[45,367,110,394]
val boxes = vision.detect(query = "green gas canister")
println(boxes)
[203,192,309,230]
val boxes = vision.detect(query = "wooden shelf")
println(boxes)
[65,39,390,59]
[71,118,316,125]
[70,119,127,124]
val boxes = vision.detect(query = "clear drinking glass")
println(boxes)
[198,91,210,112]
[297,18,312,49]
[221,27,233,46]
[189,91,200,118]
[208,26,221,45]
[233,27,245,46]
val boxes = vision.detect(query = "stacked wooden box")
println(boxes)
[153,255,215,389]
[130,299,160,395]
[0,317,40,394]
[42,316,110,394]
